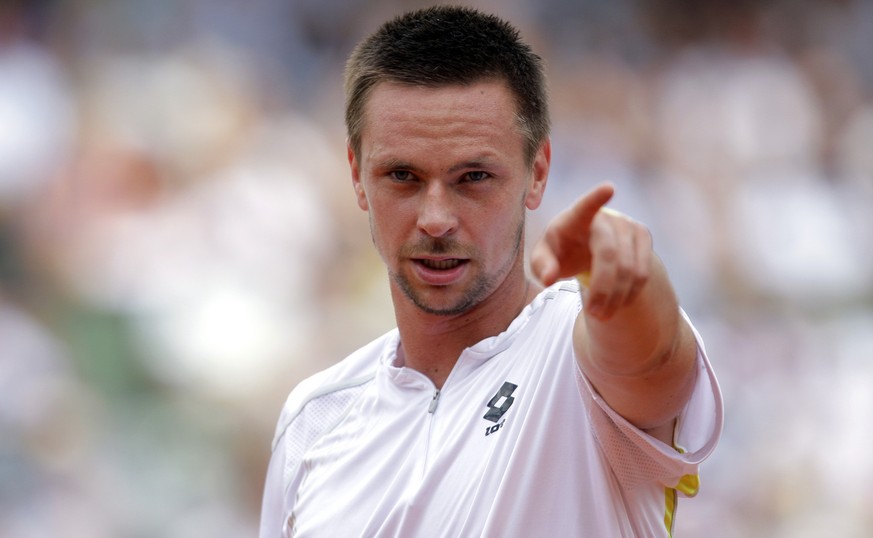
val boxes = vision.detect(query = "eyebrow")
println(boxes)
[377,158,420,173]
[376,156,499,174]
[447,157,497,174]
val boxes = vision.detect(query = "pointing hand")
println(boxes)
[530,183,653,319]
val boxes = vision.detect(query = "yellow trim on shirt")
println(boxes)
[663,440,702,536]
[676,473,700,497]
[663,473,699,537]
[663,486,677,537]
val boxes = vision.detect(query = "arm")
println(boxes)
[530,183,698,444]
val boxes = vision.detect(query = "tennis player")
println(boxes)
[260,6,722,537]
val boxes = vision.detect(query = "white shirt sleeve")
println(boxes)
[577,309,724,494]
[259,434,288,538]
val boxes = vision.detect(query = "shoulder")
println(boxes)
[535,279,582,312]
[521,279,582,333]
[270,329,397,449]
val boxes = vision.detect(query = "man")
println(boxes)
[260,6,722,537]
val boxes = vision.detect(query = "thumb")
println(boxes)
[529,239,560,287]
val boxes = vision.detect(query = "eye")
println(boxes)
[463,171,490,183]
[390,170,414,182]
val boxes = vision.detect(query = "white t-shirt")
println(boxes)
[260,280,723,537]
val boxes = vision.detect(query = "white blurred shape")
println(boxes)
[139,283,302,396]
[0,304,72,428]
[728,174,871,302]
[657,50,821,177]
[0,43,76,203]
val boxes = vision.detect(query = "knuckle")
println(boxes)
[598,245,618,264]
[615,262,633,281]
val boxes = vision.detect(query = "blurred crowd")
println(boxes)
[1,0,871,536]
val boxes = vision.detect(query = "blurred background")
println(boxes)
[1,0,872,536]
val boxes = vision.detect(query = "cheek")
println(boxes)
[366,202,404,255]
[476,202,525,253]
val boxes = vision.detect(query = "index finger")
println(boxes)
[565,182,615,234]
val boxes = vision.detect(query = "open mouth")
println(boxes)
[416,258,466,270]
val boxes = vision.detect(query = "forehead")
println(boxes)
[365,78,518,113]
[359,80,524,161]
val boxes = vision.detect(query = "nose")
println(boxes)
[417,182,458,238]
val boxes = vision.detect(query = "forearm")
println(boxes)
[574,256,699,433]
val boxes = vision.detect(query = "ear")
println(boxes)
[348,142,369,211]
[524,138,551,210]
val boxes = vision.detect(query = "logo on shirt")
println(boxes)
[483,381,517,436]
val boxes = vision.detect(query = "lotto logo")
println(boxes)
[483,381,517,423]
[485,419,506,437]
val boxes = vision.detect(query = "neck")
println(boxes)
[393,273,541,388]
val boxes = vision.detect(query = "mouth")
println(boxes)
[411,257,469,286]
[416,258,466,270]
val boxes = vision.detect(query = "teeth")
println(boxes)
[422,259,461,270]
